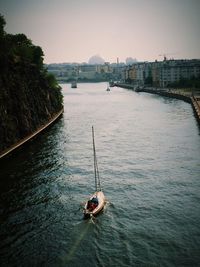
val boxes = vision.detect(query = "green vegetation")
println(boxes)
[0,15,63,153]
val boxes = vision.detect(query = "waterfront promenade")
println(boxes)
[115,83,200,126]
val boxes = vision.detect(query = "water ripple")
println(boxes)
[0,83,200,267]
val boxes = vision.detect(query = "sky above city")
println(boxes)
[0,0,200,63]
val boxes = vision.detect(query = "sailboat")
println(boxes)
[106,84,111,91]
[83,126,106,219]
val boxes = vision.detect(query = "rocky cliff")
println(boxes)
[0,15,63,153]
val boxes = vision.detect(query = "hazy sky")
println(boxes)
[0,0,200,63]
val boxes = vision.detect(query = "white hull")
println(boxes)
[83,191,105,218]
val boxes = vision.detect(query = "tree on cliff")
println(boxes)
[0,14,5,36]
[0,15,63,154]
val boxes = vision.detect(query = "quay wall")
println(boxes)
[191,97,200,125]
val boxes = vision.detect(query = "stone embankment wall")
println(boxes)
[191,96,200,124]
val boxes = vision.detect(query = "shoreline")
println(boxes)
[115,84,200,126]
[0,108,64,159]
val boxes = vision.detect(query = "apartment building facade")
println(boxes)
[124,59,200,88]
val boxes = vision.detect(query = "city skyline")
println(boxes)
[0,0,200,64]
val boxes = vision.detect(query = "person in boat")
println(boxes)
[87,196,98,211]
[92,196,98,204]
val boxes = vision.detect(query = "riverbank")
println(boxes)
[115,83,200,126]
[0,108,64,159]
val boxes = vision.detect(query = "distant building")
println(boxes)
[126,57,137,65]
[47,59,200,85]
[96,62,112,74]
[79,65,97,72]
[158,59,200,87]
[88,55,105,65]
[123,59,200,88]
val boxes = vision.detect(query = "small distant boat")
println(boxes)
[83,126,106,219]
[71,81,77,88]
[106,82,111,91]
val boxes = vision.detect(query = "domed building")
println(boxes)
[88,55,105,65]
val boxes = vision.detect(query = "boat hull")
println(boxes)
[83,191,105,219]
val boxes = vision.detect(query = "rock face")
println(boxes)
[0,15,63,153]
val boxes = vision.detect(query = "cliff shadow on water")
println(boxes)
[0,14,63,157]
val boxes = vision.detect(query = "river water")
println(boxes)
[0,83,200,267]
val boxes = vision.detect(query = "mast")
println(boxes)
[92,126,101,191]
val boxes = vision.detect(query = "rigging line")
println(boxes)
[92,126,101,191]
[92,126,97,191]
[95,151,101,191]
[94,152,100,191]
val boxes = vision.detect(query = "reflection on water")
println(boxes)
[0,83,200,267]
